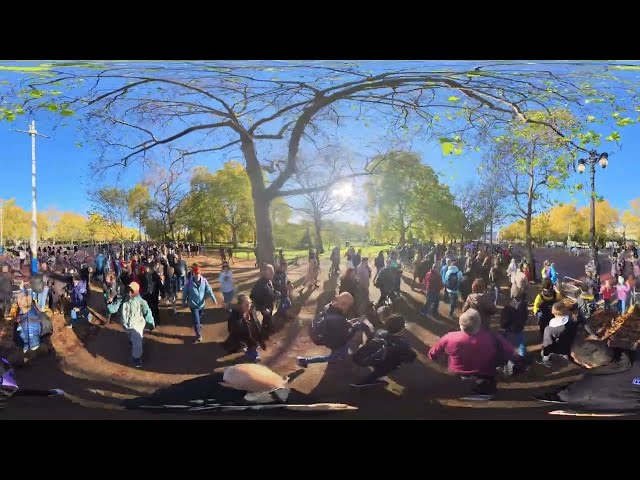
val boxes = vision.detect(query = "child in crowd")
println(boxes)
[533,278,558,341]
[600,279,614,311]
[538,302,578,367]
[218,261,235,309]
[500,293,528,358]
[273,261,293,315]
[351,313,417,387]
[615,275,631,314]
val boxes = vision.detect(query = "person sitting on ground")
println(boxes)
[538,302,578,367]
[428,308,518,398]
[462,279,497,330]
[250,264,277,337]
[535,332,640,412]
[106,281,155,368]
[351,313,417,388]
[12,293,53,355]
[297,292,369,368]
[500,293,528,358]
[68,273,88,328]
[223,294,267,363]
[533,278,558,341]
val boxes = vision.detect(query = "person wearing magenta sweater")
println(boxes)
[615,276,631,315]
[428,309,518,398]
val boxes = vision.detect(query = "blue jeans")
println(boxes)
[423,291,440,314]
[37,287,49,310]
[448,291,459,316]
[618,298,628,314]
[505,331,526,358]
[305,344,350,364]
[190,307,204,336]
[222,290,235,305]
[178,275,185,292]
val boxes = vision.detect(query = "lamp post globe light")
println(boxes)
[576,151,609,285]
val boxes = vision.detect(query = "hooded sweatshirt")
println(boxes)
[463,293,497,329]
[542,315,577,356]
[444,266,463,293]
[107,294,155,331]
[183,275,217,310]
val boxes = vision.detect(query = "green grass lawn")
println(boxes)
[207,244,395,263]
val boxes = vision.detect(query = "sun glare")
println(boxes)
[333,183,353,200]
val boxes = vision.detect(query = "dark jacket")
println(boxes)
[225,306,266,351]
[141,271,164,301]
[339,276,358,298]
[377,330,417,368]
[250,277,276,311]
[558,351,640,412]
[314,304,353,350]
[500,296,528,333]
[375,267,396,292]
[542,319,578,356]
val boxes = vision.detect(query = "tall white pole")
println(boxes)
[30,120,37,261]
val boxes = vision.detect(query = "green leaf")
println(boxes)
[45,103,58,112]
[15,107,24,115]
[617,117,634,127]
[4,111,15,121]
[605,131,621,142]
[75,142,83,148]
[448,96,460,103]
[453,147,463,155]
[60,109,74,117]
[0,65,50,72]
[29,90,44,99]
[441,142,455,156]
[587,115,596,122]
[612,112,621,118]
[49,90,62,95]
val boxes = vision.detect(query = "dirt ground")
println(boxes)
[1,248,630,420]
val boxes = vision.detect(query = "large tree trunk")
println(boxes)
[313,213,324,254]
[231,225,239,249]
[243,139,275,266]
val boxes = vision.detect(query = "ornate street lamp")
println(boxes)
[576,151,609,284]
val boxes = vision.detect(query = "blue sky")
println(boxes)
[0,61,639,225]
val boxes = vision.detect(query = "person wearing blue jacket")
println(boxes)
[444,263,463,318]
[182,264,217,343]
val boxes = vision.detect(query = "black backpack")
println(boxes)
[446,272,459,290]
[309,306,331,346]
[353,334,388,367]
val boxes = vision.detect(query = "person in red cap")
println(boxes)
[106,281,155,368]
[182,264,217,343]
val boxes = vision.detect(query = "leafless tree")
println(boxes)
[16,61,626,264]
[290,149,354,253]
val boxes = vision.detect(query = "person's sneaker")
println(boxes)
[22,346,29,354]
[420,310,428,316]
[296,357,309,368]
[536,360,552,368]
[195,335,203,344]
[66,323,73,329]
[133,358,143,368]
[30,344,40,351]
[350,379,389,388]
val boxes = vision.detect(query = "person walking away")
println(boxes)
[94,251,106,283]
[532,278,558,341]
[428,308,518,398]
[489,257,504,304]
[506,258,518,282]
[549,262,558,286]
[219,246,227,263]
[141,264,164,326]
[538,302,578,367]
[352,249,362,269]
[510,265,528,300]
[374,264,398,308]
[444,262,463,318]
[103,272,119,323]
[250,264,276,337]
[374,251,385,280]
[175,254,187,292]
[218,261,235,308]
[355,258,372,311]
[351,313,417,387]
[421,263,443,316]
[304,251,320,290]
[615,275,631,314]
[330,246,341,276]
[182,264,217,343]
[163,267,178,316]
[223,294,267,363]
[345,246,355,270]
[500,293,528,358]
[297,292,368,368]
[106,281,155,368]
[227,247,234,265]
[462,279,497,330]
[339,268,358,316]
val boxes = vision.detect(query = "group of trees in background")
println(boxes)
[0,198,138,245]
[499,200,627,246]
